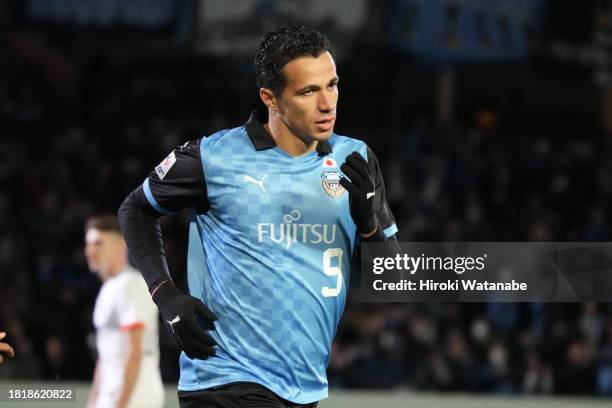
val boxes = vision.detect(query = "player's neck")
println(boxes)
[265,117,317,157]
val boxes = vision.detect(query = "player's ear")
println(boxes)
[259,88,278,112]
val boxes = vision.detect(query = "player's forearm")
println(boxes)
[360,222,394,244]
[360,223,401,260]
[87,360,101,408]
[116,352,142,408]
[118,188,172,290]
[360,225,379,239]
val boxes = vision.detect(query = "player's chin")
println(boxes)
[310,127,334,141]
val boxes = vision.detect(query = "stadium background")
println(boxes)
[2,0,612,406]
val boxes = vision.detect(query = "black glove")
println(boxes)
[152,281,217,360]
[339,151,378,234]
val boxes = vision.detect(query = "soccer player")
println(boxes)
[84,215,164,408]
[118,26,399,407]
[0,332,15,364]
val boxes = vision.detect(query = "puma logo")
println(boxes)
[366,191,375,200]
[167,315,180,333]
[243,174,268,193]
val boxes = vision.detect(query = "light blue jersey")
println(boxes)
[143,110,397,403]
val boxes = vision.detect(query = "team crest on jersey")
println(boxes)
[321,171,345,198]
[155,151,176,180]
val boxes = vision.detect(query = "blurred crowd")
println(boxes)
[331,301,612,395]
[1,32,612,396]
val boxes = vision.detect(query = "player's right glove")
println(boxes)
[152,281,217,360]
[339,151,378,234]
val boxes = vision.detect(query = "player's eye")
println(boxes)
[301,89,314,96]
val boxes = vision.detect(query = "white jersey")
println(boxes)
[93,267,164,408]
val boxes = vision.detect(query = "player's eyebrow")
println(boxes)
[296,84,320,94]
[296,77,340,94]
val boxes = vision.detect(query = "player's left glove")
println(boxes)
[339,151,377,234]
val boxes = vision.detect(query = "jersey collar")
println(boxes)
[245,109,332,155]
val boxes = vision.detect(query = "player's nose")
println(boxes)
[84,245,97,259]
[318,88,336,112]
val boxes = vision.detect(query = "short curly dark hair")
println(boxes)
[255,26,334,96]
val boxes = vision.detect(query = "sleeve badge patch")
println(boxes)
[155,151,176,180]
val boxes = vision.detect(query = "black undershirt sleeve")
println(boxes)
[118,139,208,291]
[118,187,171,290]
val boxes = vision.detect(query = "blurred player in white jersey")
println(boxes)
[84,215,164,408]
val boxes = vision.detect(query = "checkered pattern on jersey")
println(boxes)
[180,126,367,403]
